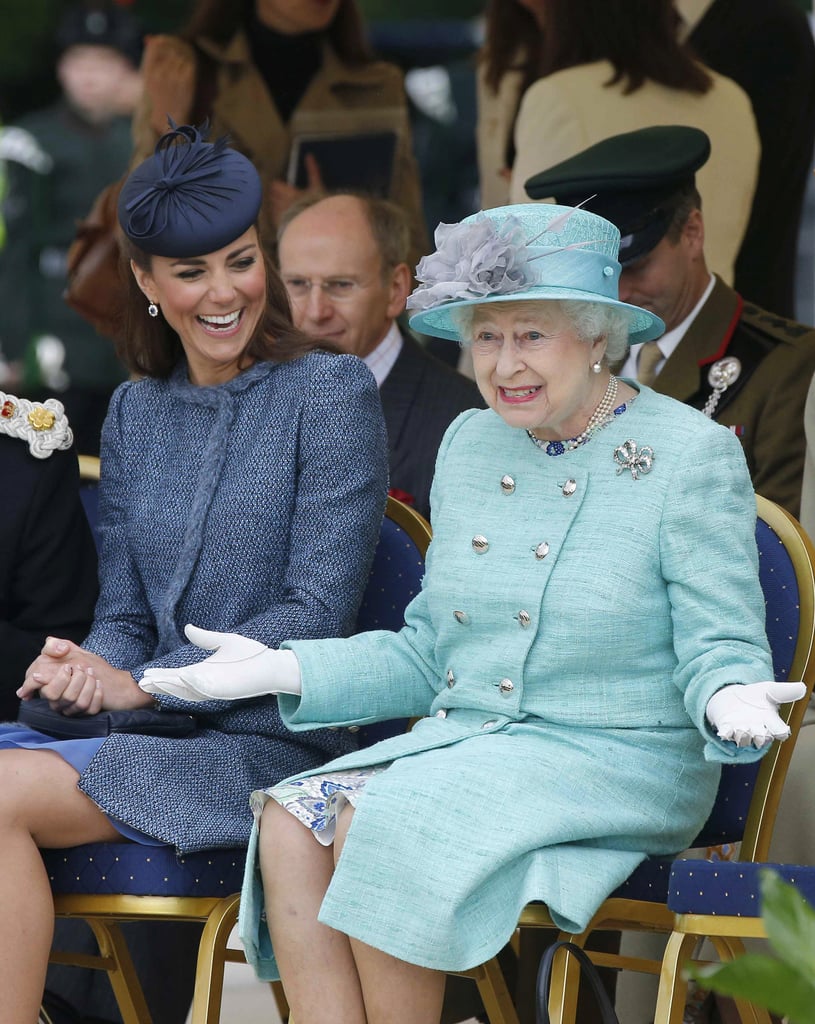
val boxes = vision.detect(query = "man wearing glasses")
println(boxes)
[278,193,482,520]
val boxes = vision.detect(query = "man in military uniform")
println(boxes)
[525,125,815,517]
[0,3,142,454]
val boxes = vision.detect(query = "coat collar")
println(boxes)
[378,330,429,446]
[194,29,396,170]
[170,358,277,407]
[196,27,396,100]
[654,276,742,402]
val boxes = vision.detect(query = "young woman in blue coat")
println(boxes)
[0,124,387,1022]
[142,203,805,1024]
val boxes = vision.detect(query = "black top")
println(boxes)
[247,13,323,122]
[0,439,98,720]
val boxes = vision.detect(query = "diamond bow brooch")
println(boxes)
[614,439,654,480]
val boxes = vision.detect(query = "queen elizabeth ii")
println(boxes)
[142,203,805,1023]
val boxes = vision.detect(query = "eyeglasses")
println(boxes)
[283,277,366,301]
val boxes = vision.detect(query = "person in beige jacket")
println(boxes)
[131,0,429,271]
[475,0,544,211]
[500,0,759,288]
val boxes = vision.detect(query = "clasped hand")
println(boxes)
[18,637,152,715]
[139,624,301,702]
[705,681,807,748]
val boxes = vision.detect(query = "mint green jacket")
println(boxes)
[242,387,773,976]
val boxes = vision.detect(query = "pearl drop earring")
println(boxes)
[592,360,602,374]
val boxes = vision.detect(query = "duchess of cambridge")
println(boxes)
[0,123,387,1022]
[142,202,804,1024]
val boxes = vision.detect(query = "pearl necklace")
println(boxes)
[526,375,620,456]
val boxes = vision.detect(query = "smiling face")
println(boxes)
[131,227,267,386]
[468,301,608,441]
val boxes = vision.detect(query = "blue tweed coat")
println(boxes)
[78,353,388,852]
[241,385,774,975]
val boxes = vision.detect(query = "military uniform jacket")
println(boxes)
[78,354,388,852]
[240,390,773,976]
[132,29,428,270]
[653,275,815,517]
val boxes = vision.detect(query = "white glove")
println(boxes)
[138,624,302,703]
[705,681,807,748]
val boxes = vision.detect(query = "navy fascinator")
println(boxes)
[118,123,263,258]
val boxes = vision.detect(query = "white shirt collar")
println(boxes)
[620,272,715,379]
[362,321,403,388]
[675,0,717,39]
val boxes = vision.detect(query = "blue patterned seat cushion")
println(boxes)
[668,859,815,916]
[354,514,425,634]
[603,518,805,907]
[44,843,246,897]
[611,856,675,902]
[689,518,800,848]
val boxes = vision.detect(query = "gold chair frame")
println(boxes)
[451,495,815,1024]
[49,496,431,1024]
[78,453,101,482]
[650,501,815,1024]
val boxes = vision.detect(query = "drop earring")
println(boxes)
[592,360,602,374]
[148,301,159,318]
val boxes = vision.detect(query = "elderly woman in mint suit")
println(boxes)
[0,123,387,1023]
[142,202,805,1024]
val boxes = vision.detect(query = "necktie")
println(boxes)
[636,341,663,387]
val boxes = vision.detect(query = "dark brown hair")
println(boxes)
[665,184,704,243]
[117,228,326,378]
[539,0,711,95]
[480,0,545,98]
[181,0,374,67]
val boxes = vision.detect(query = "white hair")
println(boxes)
[452,299,630,364]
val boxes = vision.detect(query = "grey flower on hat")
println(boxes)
[407,214,531,312]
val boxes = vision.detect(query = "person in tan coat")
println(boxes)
[131,0,429,270]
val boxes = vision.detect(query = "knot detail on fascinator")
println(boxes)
[118,122,263,257]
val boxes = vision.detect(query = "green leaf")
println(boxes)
[760,869,815,979]
[688,952,815,1022]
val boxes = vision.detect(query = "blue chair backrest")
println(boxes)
[694,514,800,847]
[353,507,428,745]
[355,512,426,634]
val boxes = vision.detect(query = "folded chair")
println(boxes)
[454,494,815,1024]
[43,495,432,1024]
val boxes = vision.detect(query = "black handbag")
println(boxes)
[16,698,196,739]
[536,940,620,1024]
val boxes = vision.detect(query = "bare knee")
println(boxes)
[259,800,335,901]
[259,799,317,861]
[0,750,57,824]
[0,749,114,847]
[334,804,356,863]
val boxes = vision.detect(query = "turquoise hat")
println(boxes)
[407,204,664,345]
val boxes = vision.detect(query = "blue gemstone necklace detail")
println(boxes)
[526,375,627,456]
